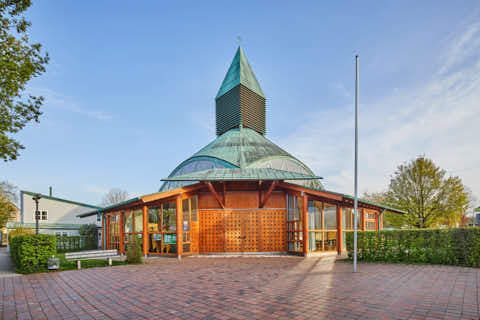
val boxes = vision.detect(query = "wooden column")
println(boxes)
[361,209,366,231]
[337,206,342,254]
[379,211,384,230]
[119,213,125,254]
[143,206,148,256]
[176,196,183,258]
[302,194,309,256]
[101,215,105,250]
[106,215,110,250]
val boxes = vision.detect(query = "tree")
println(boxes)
[101,188,129,207]
[0,193,16,229]
[0,181,17,228]
[0,0,49,161]
[362,191,406,229]
[385,156,470,228]
[0,180,18,204]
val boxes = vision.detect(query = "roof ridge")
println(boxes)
[21,190,101,209]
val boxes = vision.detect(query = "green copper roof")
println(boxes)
[162,168,321,182]
[192,128,297,168]
[160,127,324,191]
[216,47,265,99]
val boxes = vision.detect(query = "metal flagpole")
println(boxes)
[353,55,359,273]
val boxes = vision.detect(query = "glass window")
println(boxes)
[134,209,143,233]
[342,208,352,230]
[148,207,161,232]
[287,195,304,253]
[308,200,322,230]
[124,211,133,233]
[309,231,323,252]
[325,232,337,251]
[324,203,337,230]
[191,196,198,222]
[295,196,302,220]
[183,199,190,232]
[307,200,338,252]
[148,232,162,254]
[162,201,176,232]
[287,195,295,220]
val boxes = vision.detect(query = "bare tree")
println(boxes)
[101,188,129,207]
[0,181,18,204]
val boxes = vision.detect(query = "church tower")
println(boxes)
[215,47,266,136]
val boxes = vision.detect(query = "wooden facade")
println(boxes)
[100,181,403,257]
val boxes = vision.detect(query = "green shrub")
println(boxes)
[126,236,143,264]
[346,228,480,267]
[10,234,56,274]
[8,227,33,246]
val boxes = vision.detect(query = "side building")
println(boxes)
[7,191,101,239]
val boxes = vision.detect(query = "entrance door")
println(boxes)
[224,210,259,252]
[200,209,286,253]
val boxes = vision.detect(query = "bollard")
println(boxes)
[108,257,112,266]
[77,260,81,270]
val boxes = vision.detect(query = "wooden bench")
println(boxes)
[65,249,119,269]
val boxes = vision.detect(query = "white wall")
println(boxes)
[21,192,100,227]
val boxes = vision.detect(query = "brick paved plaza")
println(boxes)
[1,256,479,320]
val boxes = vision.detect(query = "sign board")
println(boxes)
[164,233,176,244]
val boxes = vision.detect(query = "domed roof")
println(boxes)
[160,127,323,191]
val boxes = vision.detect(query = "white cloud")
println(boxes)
[32,87,112,121]
[280,20,480,204]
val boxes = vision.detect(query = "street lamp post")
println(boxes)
[33,194,41,234]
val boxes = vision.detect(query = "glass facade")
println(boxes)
[308,200,338,252]
[108,214,120,250]
[287,195,303,253]
[146,201,177,254]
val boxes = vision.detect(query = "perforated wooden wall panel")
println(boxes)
[199,209,286,253]
[200,210,225,252]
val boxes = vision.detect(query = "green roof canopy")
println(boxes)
[216,46,265,99]
[162,168,322,182]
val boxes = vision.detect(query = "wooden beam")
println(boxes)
[361,208,366,231]
[337,206,342,254]
[278,182,343,201]
[119,213,124,254]
[143,206,148,256]
[205,182,225,208]
[176,195,183,258]
[141,183,204,203]
[101,215,105,250]
[302,194,309,256]
[260,181,277,208]
[258,180,262,207]
[105,216,109,250]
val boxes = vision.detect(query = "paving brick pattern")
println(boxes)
[1,257,479,319]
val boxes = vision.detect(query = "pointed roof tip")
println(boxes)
[216,46,265,99]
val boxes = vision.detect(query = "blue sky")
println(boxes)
[2,1,480,208]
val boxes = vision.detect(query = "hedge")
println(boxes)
[56,235,97,253]
[346,228,480,267]
[10,234,57,274]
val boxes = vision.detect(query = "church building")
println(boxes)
[80,47,405,257]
